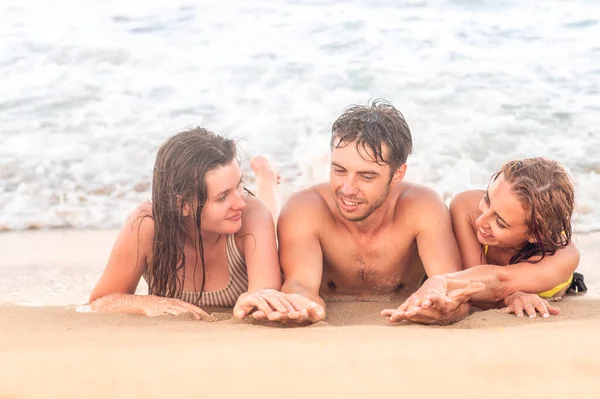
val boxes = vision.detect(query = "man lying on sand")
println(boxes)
[251,99,483,325]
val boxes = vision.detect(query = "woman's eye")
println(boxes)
[495,219,506,229]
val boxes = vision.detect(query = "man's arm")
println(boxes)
[381,187,470,324]
[278,190,326,309]
[252,189,326,323]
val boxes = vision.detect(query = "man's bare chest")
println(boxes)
[319,233,421,295]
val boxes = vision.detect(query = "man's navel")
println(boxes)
[327,280,337,291]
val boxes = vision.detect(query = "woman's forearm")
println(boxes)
[89,293,148,315]
[444,265,513,303]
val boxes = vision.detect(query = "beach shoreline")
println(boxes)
[1,229,598,306]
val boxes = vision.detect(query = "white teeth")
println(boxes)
[479,227,492,238]
[342,199,359,207]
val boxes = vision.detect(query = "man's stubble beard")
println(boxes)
[335,183,391,222]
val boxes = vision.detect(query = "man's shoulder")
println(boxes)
[395,182,445,209]
[388,182,450,231]
[280,184,333,221]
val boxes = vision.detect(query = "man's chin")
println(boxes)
[338,208,370,222]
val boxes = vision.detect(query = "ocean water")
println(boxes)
[1,0,600,232]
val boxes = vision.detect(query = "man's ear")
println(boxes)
[390,164,407,184]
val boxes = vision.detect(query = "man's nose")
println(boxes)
[341,177,358,195]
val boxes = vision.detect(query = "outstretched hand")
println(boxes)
[234,289,296,319]
[235,290,325,325]
[500,291,560,319]
[234,290,325,325]
[381,278,485,325]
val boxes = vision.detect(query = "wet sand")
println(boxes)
[1,300,600,398]
[0,230,599,398]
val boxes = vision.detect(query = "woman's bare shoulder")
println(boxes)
[238,195,274,234]
[123,201,155,242]
[449,190,484,214]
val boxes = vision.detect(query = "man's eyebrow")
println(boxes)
[486,190,512,227]
[331,162,380,175]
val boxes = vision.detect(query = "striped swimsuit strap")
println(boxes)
[179,234,249,307]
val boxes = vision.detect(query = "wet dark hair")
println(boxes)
[491,158,574,264]
[331,98,412,175]
[146,127,237,301]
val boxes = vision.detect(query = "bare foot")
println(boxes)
[250,156,280,186]
[250,156,280,224]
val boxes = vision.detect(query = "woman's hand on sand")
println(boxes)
[90,293,211,320]
[381,278,485,325]
[500,292,560,319]
[141,296,212,320]
[234,289,298,320]
[236,291,325,324]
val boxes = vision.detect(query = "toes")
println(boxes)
[250,157,278,183]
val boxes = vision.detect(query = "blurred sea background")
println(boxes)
[1,0,599,232]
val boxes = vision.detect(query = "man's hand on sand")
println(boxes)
[381,278,485,325]
[243,293,325,324]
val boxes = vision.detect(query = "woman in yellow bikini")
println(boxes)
[386,157,586,324]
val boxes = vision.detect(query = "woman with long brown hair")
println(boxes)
[88,127,294,320]
[383,157,587,324]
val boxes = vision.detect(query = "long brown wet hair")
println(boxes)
[490,158,574,264]
[145,127,237,300]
